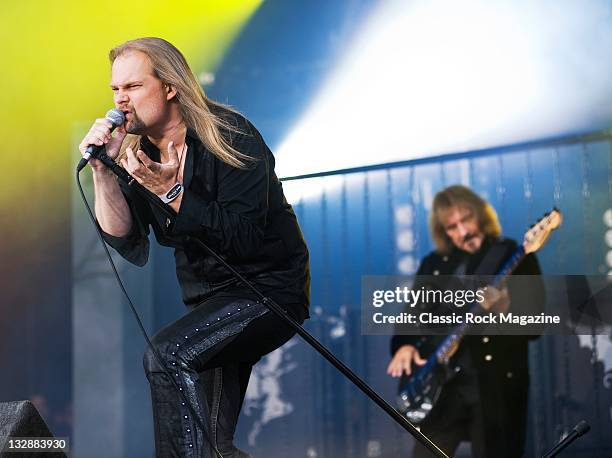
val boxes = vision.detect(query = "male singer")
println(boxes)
[79,37,310,457]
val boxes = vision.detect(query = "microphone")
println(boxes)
[542,420,590,457]
[95,149,137,187]
[77,108,126,172]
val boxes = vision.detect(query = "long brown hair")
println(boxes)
[110,37,251,168]
[429,185,501,254]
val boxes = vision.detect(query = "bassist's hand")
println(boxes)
[481,285,510,314]
[386,345,427,378]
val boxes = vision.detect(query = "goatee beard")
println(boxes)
[463,233,475,243]
[125,114,146,135]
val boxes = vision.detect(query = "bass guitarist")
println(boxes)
[387,185,545,457]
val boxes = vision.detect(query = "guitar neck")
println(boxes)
[491,245,525,287]
[434,245,526,364]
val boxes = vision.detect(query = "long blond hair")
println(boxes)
[429,185,502,254]
[110,37,251,168]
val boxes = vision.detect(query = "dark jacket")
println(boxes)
[391,237,545,456]
[102,108,310,317]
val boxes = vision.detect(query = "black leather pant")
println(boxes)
[143,294,301,457]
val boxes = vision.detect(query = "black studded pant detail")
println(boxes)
[143,294,301,458]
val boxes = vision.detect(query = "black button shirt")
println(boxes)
[101,109,310,319]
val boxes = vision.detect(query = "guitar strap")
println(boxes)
[450,241,506,292]
[473,240,508,276]
[442,242,509,402]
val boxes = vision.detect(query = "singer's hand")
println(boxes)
[79,118,127,171]
[120,141,182,196]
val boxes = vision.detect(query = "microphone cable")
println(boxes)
[75,168,224,458]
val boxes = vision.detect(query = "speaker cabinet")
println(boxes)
[0,400,66,457]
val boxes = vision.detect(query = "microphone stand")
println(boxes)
[542,421,590,457]
[92,150,448,458]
